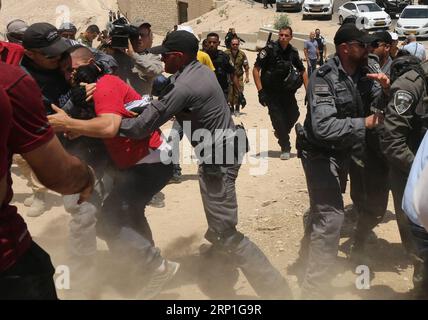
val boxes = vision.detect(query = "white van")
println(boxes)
[303,0,334,19]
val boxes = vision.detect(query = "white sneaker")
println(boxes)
[27,192,47,217]
[137,260,180,300]
[23,195,34,207]
[280,151,291,160]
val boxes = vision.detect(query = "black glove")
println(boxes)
[238,92,247,109]
[304,95,308,106]
[258,89,268,107]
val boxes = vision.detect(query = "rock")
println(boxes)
[256,226,282,231]
[261,200,277,207]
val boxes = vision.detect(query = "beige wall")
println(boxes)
[118,0,214,35]
[182,0,215,20]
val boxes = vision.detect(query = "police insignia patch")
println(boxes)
[394,90,414,115]
[259,49,267,59]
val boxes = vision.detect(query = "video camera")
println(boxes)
[107,11,139,49]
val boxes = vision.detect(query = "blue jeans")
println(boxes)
[307,59,318,77]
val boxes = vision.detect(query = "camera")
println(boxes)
[107,12,139,49]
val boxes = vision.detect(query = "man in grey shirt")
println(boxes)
[119,30,292,299]
[112,18,163,95]
[304,31,319,77]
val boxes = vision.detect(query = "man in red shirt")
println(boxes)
[0,40,24,65]
[48,46,179,299]
[0,0,24,66]
[0,61,95,299]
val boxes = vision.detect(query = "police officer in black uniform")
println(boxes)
[295,24,388,298]
[380,54,428,296]
[253,26,308,160]
[205,32,240,101]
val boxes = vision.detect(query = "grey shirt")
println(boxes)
[119,60,235,152]
[113,50,163,95]
[304,39,318,60]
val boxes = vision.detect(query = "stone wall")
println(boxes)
[117,0,214,35]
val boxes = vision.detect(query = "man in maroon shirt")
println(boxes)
[0,61,95,299]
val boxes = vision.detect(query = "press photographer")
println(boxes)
[104,15,163,95]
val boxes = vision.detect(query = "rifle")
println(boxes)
[267,32,273,46]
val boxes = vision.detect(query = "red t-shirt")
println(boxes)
[0,62,54,272]
[93,75,162,169]
[0,41,24,66]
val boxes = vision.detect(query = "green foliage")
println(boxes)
[274,14,292,30]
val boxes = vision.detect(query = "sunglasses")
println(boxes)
[370,41,387,49]
[346,41,369,49]
[161,51,181,58]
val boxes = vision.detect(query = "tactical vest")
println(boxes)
[301,58,365,152]
[261,42,303,93]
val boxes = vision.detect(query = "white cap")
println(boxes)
[388,31,399,41]
[177,25,194,34]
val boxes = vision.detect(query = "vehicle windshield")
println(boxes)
[357,3,382,12]
[401,8,428,18]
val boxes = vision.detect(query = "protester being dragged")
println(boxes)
[48,46,179,299]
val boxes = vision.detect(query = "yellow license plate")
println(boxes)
[405,30,417,35]
[374,21,386,26]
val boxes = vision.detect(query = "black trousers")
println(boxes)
[0,241,57,300]
[266,92,300,152]
[96,162,173,272]
[350,144,390,245]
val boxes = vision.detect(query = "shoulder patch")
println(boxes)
[259,49,267,60]
[317,64,332,77]
[394,90,414,115]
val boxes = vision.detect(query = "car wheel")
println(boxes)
[339,15,343,25]
[326,14,332,20]
[302,14,307,20]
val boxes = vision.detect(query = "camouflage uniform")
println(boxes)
[225,49,248,107]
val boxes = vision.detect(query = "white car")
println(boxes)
[338,1,392,30]
[303,0,334,20]
[396,5,428,38]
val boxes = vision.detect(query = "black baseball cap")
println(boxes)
[23,23,70,57]
[149,30,199,55]
[371,31,393,45]
[334,24,374,46]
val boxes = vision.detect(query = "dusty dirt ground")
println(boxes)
[6,0,416,300]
